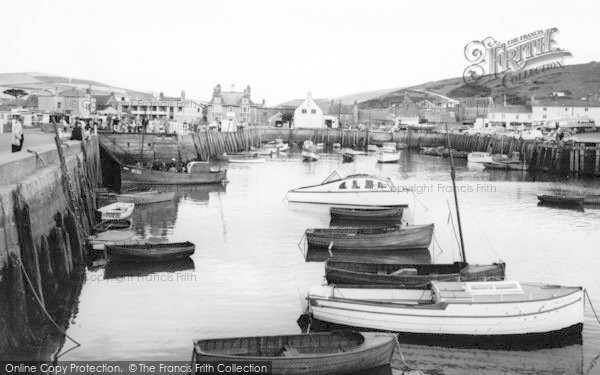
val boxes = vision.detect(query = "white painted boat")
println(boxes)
[367,144,379,152]
[308,281,584,339]
[88,230,135,250]
[376,150,400,163]
[467,152,493,163]
[302,150,319,161]
[265,139,289,152]
[97,202,135,220]
[381,142,397,153]
[287,171,409,207]
[116,191,175,204]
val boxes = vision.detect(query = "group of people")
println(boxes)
[11,117,24,153]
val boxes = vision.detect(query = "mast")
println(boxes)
[445,124,467,263]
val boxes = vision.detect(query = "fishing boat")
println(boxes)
[325,259,505,287]
[305,224,434,251]
[97,202,135,220]
[307,281,584,344]
[190,331,396,375]
[538,194,584,206]
[218,151,259,161]
[287,171,410,207]
[584,195,600,205]
[467,152,494,163]
[116,191,175,205]
[366,144,379,152]
[375,150,400,163]
[93,219,131,233]
[302,140,319,162]
[483,153,528,171]
[108,241,195,262]
[341,149,355,162]
[330,206,403,225]
[121,162,227,185]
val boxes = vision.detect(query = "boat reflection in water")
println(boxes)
[304,248,431,263]
[104,257,195,279]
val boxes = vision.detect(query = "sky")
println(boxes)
[0,0,598,105]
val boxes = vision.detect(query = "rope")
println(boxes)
[15,257,81,356]
[585,289,600,325]
[446,200,461,260]
[297,232,307,258]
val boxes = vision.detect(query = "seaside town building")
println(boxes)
[207,84,258,125]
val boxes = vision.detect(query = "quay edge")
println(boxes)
[0,136,101,356]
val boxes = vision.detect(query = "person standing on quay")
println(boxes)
[71,121,83,141]
[11,116,23,153]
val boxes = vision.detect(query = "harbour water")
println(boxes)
[35,151,600,373]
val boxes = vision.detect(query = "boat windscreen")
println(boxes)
[322,171,343,184]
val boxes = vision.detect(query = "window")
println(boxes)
[543,107,547,111]
[365,180,374,189]
[178,107,183,112]
[543,114,547,119]
[585,108,589,112]
[302,109,307,114]
[311,109,316,114]
[242,98,249,104]
[515,114,519,119]
[229,106,234,113]
[352,180,360,189]
[242,106,248,113]
[501,114,505,119]
[339,182,346,189]
[57,102,61,109]
[377,182,387,189]
[565,108,568,111]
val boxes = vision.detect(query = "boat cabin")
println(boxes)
[318,172,396,192]
[187,161,210,174]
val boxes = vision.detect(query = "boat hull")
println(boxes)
[467,152,493,163]
[191,332,395,375]
[302,150,319,161]
[108,241,195,262]
[376,152,400,163]
[538,195,584,206]
[330,206,403,226]
[306,224,433,251]
[288,191,409,207]
[308,286,584,337]
[122,166,227,185]
[325,261,505,287]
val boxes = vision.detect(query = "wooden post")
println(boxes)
[595,146,600,176]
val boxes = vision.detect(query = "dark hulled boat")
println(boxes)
[122,162,227,185]
[538,194,584,206]
[108,241,195,262]
[330,206,403,225]
[325,259,506,287]
[190,331,396,375]
[305,224,434,251]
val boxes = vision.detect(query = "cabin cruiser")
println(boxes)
[287,171,410,206]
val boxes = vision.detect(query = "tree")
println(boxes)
[3,88,28,98]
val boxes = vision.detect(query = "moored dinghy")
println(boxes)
[97,202,135,220]
[330,206,403,225]
[116,191,175,205]
[305,224,434,251]
[190,331,396,375]
[108,241,195,262]
[325,258,505,287]
[122,161,227,185]
[307,281,584,347]
[538,194,584,206]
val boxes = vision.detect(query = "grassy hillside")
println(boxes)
[365,62,600,106]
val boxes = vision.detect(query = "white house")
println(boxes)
[294,92,325,128]
[485,104,533,128]
[531,99,600,126]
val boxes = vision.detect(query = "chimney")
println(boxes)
[231,84,236,92]
[306,91,312,101]
[159,92,165,100]
[181,90,186,100]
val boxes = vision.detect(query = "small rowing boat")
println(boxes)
[108,241,195,262]
[341,148,356,163]
[330,206,403,225]
[93,219,131,233]
[325,259,505,287]
[538,194,584,206]
[376,150,400,163]
[116,191,175,205]
[190,331,396,375]
[305,224,434,251]
[97,202,135,220]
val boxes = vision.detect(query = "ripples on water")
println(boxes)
[48,151,600,373]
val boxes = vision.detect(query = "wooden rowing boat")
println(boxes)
[190,331,395,375]
[305,224,434,251]
[330,206,403,224]
[122,162,227,185]
[341,148,356,163]
[108,241,195,262]
[537,194,584,206]
[325,259,505,287]
[116,191,175,204]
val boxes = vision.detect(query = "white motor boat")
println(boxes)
[467,152,494,163]
[302,140,319,162]
[97,202,135,220]
[308,280,584,341]
[376,150,400,163]
[287,171,409,206]
[381,142,397,153]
